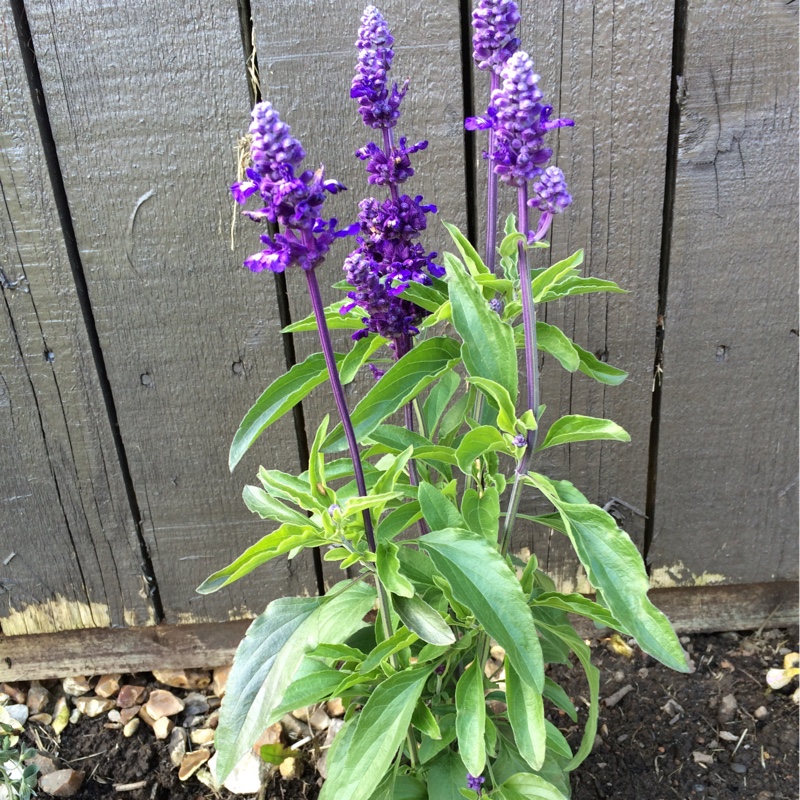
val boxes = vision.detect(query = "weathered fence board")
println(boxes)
[491,0,675,590]
[250,0,469,453]
[23,0,319,625]
[649,0,799,588]
[0,3,155,635]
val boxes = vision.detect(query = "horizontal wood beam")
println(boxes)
[1,583,796,682]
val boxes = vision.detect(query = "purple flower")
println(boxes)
[356,137,428,186]
[490,51,574,187]
[472,0,521,72]
[231,102,354,273]
[529,165,572,214]
[466,773,486,795]
[352,6,407,129]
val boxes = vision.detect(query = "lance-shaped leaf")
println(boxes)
[443,220,489,276]
[461,487,500,543]
[197,523,326,594]
[538,415,630,451]
[419,482,464,530]
[530,592,622,630]
[423,369,461,438]
[229,353,343,470]
[528,474,688,673]
[456,659,486,775]
[531,250,584,301]
[505,658,546,770]
[455,426,509,474]
[445,252,518,398]
[498,772,570,800]
[418,528,544,691]
[241,485,309,526]
[323,337,462,452]
[214,582,376,783]
[535,322,580,372]
[320,667,433,800]
[283,299,364,332]
[376,541,415,598]
[573,342,628,385]
[340,335,388,385]
[539,275,626,303]
[394,593,455,645]
[466,377,518,435]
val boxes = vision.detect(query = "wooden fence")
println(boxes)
[1,0,797,677]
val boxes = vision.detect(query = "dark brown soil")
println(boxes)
[23,628,798,800]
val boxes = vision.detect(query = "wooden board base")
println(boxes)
[2,583,796,682]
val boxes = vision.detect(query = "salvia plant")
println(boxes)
[202,3,688,798]
[0,723,37,800]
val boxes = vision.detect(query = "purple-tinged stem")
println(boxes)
[382,128,401,204]
[499,185,540,556]
[485,72,500,273]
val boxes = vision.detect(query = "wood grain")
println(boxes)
[4,581,795,682]
[471,1,675,590]
[0,3,154,634]
[23,0,319,624]
[649,0,799,586]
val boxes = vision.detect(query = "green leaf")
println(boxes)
[439,387,473,443]
[498,772,570,800]
[461,487,500,544]
[362,628,419,673]
[259,467,323,512]
[538,415,630,451]
[427,749,471,800]
[394,593,455,645]
[423,370,461,438]
[535,322,580,373]
[377,542,415,599]
[412,701,442,740]
[241,485,309,526]
[324,337,462,452]
[283,300,364,332]
[419,482,464,530]
[320,667,433,800]
[544,721,572,760]
[341,335,388,385]
[531,592,621,630]
[531,250,584,302]
[528,474,688,673]
[455,659,486,775]
[542,677,577,722]
[455,426,508,474]
[308,416,330,503]
[260,742,294,764]
[505,658,546,770]
[229,353,342,470]
[465,377,518,435]
[197,523,325,594]
[396,547,438,590]
[573,342,628,385]
[418,529,544,691]
[539,276,626,303]
[399,280,449,312]
[445,252,518,398]
[373,447,414,496]
[499,231,527,258]
[443,220,489,276]
[376,502,423,543]
[368,773,428,800]
[214,583,375,783]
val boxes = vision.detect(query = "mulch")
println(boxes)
[19,627,799,800]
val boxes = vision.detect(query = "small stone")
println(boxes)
[731,762,747,774]
[718,730,739,742]
[219,750,263,794]
[62,676,92,697]
[207,696,221,711]
[210,665,231,697]
[638,667,650,679]
[317,719,345,780]
[107,709,121,723]
[52,697,70,735]
[153,716,174,740]
[190,728,216,746]
[38,768,85,797]
[168,727,188,767]
[309,706,331,731]
[280,714,310,739]
[489,645,506,661]
[28,752,60,776]
[183,714,205,728]
[693,751,714,765]
[680,636,691,644]
[326,698,346,718]
[94,674,121,699]
[718,693,738,725]
[152,669,210,691]
[6,704,28,726]
[30,713,53,725]
[116,684,146,709]
[103,722,122,730]
[26,682,51,714]
[0,692,10,706]
[144,689,185,720]
[1,683,26,704]
[123,718,140,738]
[182,692,210,717]
[253,722,284,752]
[69,708,81,724]
[179,748,211,781]
[119,705,141,725]
[612,670,626,683]
[754,705,769,720]
[74,697,114,718]
[279,757,299,779]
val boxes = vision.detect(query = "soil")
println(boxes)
[20,628,798,800]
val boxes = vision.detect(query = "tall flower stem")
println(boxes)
[382,128,401,204]
[485,72,500,274]
[499,185,539,556]
[305,264,394,639]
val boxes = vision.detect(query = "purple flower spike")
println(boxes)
[472,0,521,72]
[491,51,574,187]
[248,102,305,181]
[356,137,428,186]
[466,773,486,795]
[529,165,572,214]
[352,5,407,128]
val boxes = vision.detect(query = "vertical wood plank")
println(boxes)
[470,1,674,589]
[0,3,155,633]
[249,0,469,444]
[25,0,319,623]
[649,0,798,587]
